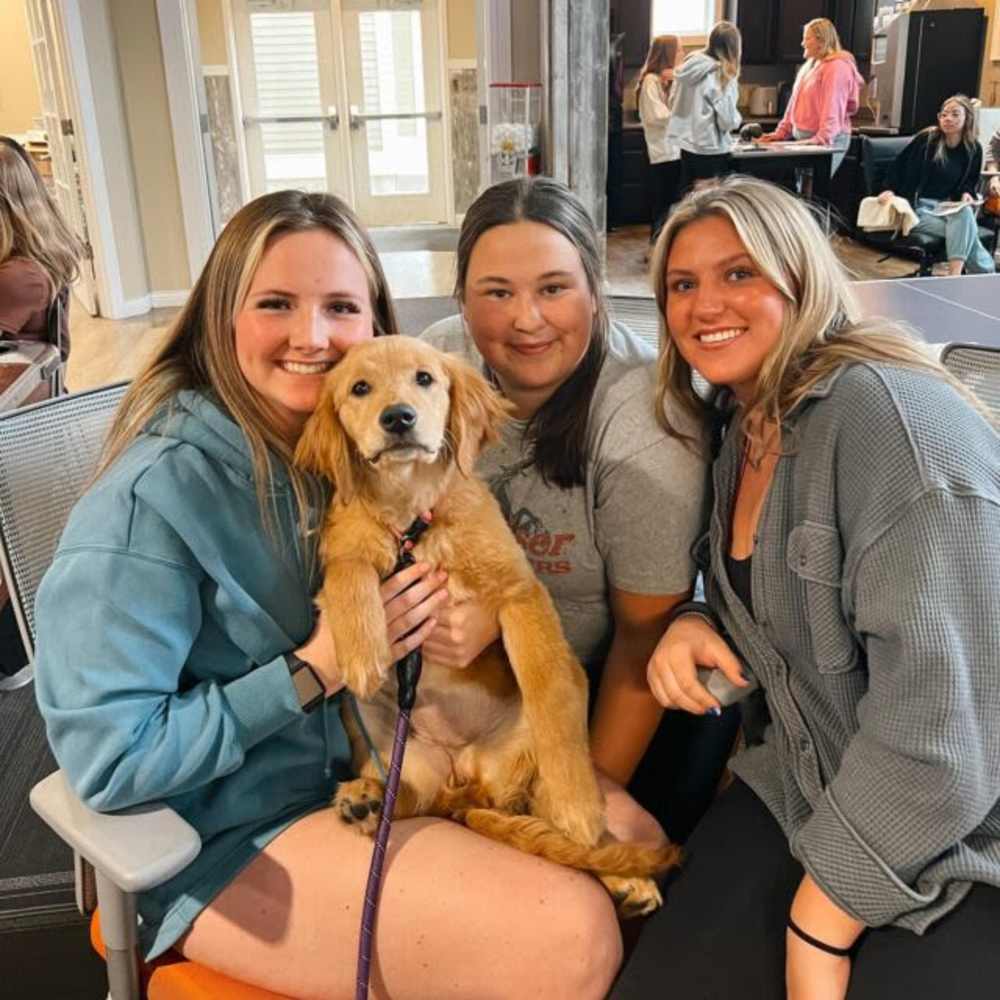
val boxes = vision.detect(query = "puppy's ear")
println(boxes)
[444,354,513,476]
[294,387,359,504]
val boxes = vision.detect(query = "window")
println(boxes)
[651,0,718,40]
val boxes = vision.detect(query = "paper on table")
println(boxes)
[931,198,983,217]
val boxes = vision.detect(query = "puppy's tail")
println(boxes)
[462,808,680,877]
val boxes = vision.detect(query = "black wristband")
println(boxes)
[787,917,856,958]
[664,599,721,632]
[285,652,325,713]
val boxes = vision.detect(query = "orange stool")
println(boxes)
[90,912,291,1000]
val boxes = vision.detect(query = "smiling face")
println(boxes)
[664,214,787,403]
[234,228,375,439]
[801,25,822,59]
[460,220,596,419]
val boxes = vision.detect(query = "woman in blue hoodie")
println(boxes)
[33,190,624,999]
[665,21,742,191]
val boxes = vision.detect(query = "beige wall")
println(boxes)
[196,0,228,67]
[977,0,1000,104]
[447,0,477,60]
[0,2,42,134]
[108,0,190,294]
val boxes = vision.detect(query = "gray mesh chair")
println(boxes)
[608,295,661,350]
[2,383,201,999]
[940,343,1000,423]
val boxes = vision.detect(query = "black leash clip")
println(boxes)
[392,514,432,710]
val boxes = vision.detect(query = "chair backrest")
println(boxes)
[860,135,912,197]
[608,295,661,350]
[940,343,1000,423]
[0,381,128,660]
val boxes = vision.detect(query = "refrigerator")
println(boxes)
[870,7,985,134]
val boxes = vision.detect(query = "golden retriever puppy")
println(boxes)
[295,336,678,915]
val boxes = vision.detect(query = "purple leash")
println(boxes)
[355,515,431,1000]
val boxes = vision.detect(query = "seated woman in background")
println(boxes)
[0,135,81,362]
[759,17,864,176]
[636,33,682,246]
[612,175,1000,1000]
[665,21,742,191]
[34,189,627,1000]
[422,176,730,846]
[878,93,995,276]
[985,122,1000,198]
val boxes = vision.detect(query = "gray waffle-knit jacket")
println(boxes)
[699,361,1000,932]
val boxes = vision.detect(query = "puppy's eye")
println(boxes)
[415,370,434,387]
[351,380,371,397]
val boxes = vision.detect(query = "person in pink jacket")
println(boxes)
[760,18,863,175]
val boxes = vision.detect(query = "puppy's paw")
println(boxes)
[600,875,663,919]
[332,777,385,837]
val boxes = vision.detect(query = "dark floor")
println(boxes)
[3,916,108,999]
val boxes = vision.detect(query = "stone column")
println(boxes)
[546,0,609,232]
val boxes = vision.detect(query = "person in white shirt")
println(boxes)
[636,34,682,245]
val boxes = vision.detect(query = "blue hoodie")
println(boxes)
[665,51,741,155]
[34,390,352,959]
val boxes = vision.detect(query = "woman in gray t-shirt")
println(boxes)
[423,176,730,843]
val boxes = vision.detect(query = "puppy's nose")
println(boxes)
[379,403,417,435]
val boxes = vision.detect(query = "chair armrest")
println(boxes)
[30,770,201,894]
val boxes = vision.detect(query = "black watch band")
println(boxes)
[285,652,325,713]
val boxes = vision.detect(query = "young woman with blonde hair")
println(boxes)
[665,21,742,190]
[759,18,864,175]
[612,175,1000,999]
[636,34,682,244]
[878,93,994,275]
[0,135,81,359]
[35,189,625,999]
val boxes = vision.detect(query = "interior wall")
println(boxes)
[196,0,228,66]
[108,0,190,295]
[447,0,476,59]
[0,2,42,134]
[977,0,1000,105]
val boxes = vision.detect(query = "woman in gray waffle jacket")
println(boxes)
[613,175,1000,1000]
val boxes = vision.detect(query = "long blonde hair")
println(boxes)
[705,21,741,85]
[97,189,399,543]
[0,137,82,299]
[650,176,971,453]
[794,18,843,89]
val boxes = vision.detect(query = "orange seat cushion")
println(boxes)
[90,911,290,999]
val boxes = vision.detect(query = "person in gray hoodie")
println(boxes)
[665,21,742,190]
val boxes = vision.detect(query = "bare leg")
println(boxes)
[598,771,668,847]
[179,810,622,1000]
[948,258,965,276]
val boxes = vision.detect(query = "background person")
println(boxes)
[0,135,80,362]
[759,18,864,176]
[636,34,683,247]
[423,176,728,846]
[34,189,624,1000]
[665,21,742,191]
[878,94,995,276]
[612,175,1000,1000]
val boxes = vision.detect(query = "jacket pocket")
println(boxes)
[787,522,858,674]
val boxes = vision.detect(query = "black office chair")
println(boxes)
[856,136,998,277]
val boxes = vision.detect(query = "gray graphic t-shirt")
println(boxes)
[423,315,709,676]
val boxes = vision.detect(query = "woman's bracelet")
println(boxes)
[786,916,856,958]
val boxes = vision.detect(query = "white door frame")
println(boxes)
[156,0,219,281]
[43,1,129,317]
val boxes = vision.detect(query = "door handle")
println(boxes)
[348,107,443,130]
[243,113,339,130]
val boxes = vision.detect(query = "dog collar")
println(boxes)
[392,513,433,571]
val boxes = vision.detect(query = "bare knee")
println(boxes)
[532,874,623,1000]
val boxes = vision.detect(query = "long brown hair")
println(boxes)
[97,189,398,541]
[0,136,82,299]
[649,176,984,454]
[634,34,680,102]
[454,176,608,489]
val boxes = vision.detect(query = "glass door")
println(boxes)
[340,0,448,225]
[232,0,351,200]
